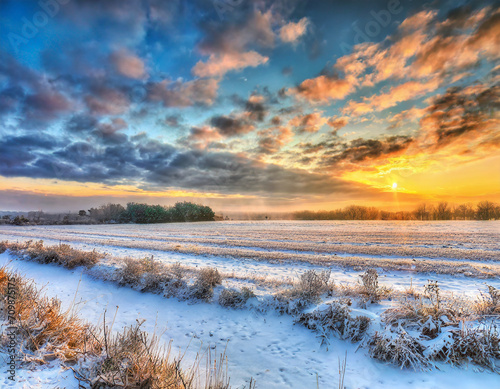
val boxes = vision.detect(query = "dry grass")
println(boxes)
[81,319,233,388]
[118,257,226,302]
[85,320,194,388]
[2,240,102,269]
[191,268,223,301]
[336,269,392,306]
[382,281,482,336]
[271,269,334,315]
[370,280,500,371]
[0,266,235,388]
[474,284,500,316]
[0,266,100,363]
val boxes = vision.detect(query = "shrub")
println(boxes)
[475,284,500,315]
[87,320,193,388]
[191,268,222,301]
[219,287,256,308]
[367,331,431,371]
[447,323,500,370]
[296,269,332,301]
[296,300,370,343]
[360,269,380,302]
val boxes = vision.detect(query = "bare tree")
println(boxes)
[476,201,497,220]
[434,202,452,220]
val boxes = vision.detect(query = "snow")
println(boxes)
[1,221,499,388]
[1,252,499,388]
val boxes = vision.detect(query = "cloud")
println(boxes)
[289,112,328,133]
[244,94,268,122]
[184,126,223,149]
[147,78,219,107]
[193,10,274,77]
[85,85,130,115]
[387,107,426,130]
[192,51,269,78]
[327,116,349,131]
[279,17,309,43]
[320,136,415,167]
[210,115,254,137]
[343,78,440,115]
[419,84,500,149]
[291,74,355,103]
[110,49,147,79]
[257,126,293,154]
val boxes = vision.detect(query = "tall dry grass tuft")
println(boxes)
[86,319,193,388]
[0,266,101,363]
[474,284,500,316]
[191,268,223,301]
[367,331,431,371]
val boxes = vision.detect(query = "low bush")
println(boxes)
[272,269,334,314]
[367,331,431,371]
[296,300,370,344]
[219,287,256,308]
[191,268,223,301]
[86,320,193,388]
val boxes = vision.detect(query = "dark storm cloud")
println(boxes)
[323,136,414,164]
[245,99,267,122]
[0,122,376,198]
[421,85,500,147]
[210,115,254,137]
[144,149,370,196]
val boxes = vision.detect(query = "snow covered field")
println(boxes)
[1,221,499,388]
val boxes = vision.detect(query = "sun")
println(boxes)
[392,182,398,189]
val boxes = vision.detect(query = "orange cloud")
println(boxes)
[344,78,440,115]
[291,75,355,103]
[279,17,309,43]
[186,126,223,149]
[289,112,328,133]
[193,51,269,78]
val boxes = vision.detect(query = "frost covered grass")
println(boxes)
[1,239,102,269]
[0,266,233,388]
[1,221,499,278]
[0,266,98,363]
[372,280,500,372]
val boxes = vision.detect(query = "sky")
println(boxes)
[0,0,499,213]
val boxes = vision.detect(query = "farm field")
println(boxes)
[1,221,499,388]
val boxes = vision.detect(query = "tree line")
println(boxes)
[1,202,215,225]
[293,201,500,221]
[87,202,215,223]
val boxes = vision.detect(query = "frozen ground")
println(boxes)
[2,254,500,389]
[1,221,499,388]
